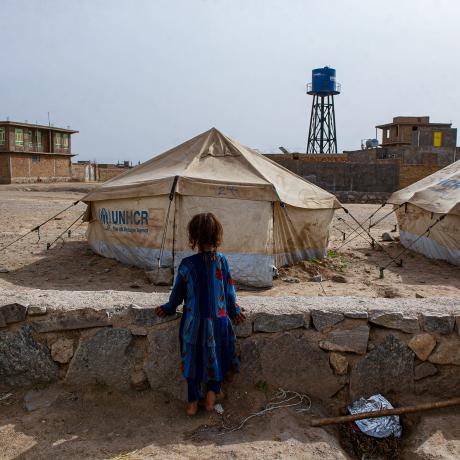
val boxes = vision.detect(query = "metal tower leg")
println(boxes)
[306,94,338,154]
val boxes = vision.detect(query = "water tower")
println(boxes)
[306,66,341,154]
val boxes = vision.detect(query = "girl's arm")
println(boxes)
[222,256,242,318]
[156,265,187,316]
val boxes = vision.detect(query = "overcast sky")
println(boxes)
[1,0,459,163]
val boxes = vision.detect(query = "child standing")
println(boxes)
[155,213,246,415]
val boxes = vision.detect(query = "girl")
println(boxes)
[155,213,246,416]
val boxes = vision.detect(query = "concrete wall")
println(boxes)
[1,291,459,406]
[71,163,129,182]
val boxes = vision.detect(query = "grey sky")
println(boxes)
[1,0,459,163]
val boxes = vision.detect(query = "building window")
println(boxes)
[36,131,42,148]
[27,130,33,149]
[433,131,443,147]
[0,128,5,145]
[386,129,390,139]
[55,132,62,147]
[15,128,24,146]
[63,133,69,149]
[32,155,40,162]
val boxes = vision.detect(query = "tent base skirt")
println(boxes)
[88,240,329,288]
[400,230,460,266]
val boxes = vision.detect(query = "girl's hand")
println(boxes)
[155,306,167,317]
[234,309,247,324]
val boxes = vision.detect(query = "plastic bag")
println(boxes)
[348,394,402,438]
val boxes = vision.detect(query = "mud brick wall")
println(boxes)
[4,153,72,183]
[399,164,444,189]
[1,292,459,407]
[97,167,126,182]
[0,155,10,183]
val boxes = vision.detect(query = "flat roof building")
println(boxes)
[376,116,452,147]
[0,121,78,183]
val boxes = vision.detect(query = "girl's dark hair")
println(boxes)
[188,213,223,252]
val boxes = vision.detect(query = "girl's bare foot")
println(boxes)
[186,401,198,416]
[205,391,216,411]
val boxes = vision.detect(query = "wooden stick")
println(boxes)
[311,397,460,427]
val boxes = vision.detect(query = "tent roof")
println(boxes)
[83,128,340,210]
[388,160,460,215]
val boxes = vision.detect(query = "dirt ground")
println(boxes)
[0,183,458,298]
[2,385,460,460]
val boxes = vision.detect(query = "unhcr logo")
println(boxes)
[98,208,149,231]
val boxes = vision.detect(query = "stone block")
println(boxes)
[32,308,111,333]
[408,333,436,361]
[350,335,415,399]
[0,326,58,387]
[238,330,343,399]
[311,310,344,332]
[414,362,438,381]
[421,313,455,335]
[253,312,304,333]
[112,304,178,335]
[27,305,48,316]
[51,338,74,364]
[319,324,369,355]
[144,321,186,401]
[130,369,150,391]
[344,311,368,320]
[0,303,28,326]
[329,352,348,375]
[234,318,252,337]
[369,310,420,333]
[428,338,460,366]
[65,328,134,390]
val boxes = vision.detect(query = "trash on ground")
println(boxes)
[348,394,402,438]
[215,403,224,415]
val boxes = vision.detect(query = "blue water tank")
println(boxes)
[308,67,340,95]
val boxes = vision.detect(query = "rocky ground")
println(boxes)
[0,183,459,298]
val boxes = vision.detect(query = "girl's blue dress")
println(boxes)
[160,251,241,385]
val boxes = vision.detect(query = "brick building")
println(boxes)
[376,116,453,147]
[0,121,78,183]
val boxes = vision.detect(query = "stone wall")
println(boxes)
[1,291,459,405]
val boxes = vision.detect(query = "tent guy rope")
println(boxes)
[0,200,80,253]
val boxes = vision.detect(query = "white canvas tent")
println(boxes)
[83,128,341,286]
[388,160,460,266]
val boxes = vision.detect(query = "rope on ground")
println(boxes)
[379,214,446,278]
[46,211,86,250]
[0,200,80,253]
[219,389,312,435]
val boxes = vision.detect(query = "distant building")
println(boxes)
[376,116,454,148]
[0,121,78,184]
[71,160,132,182]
